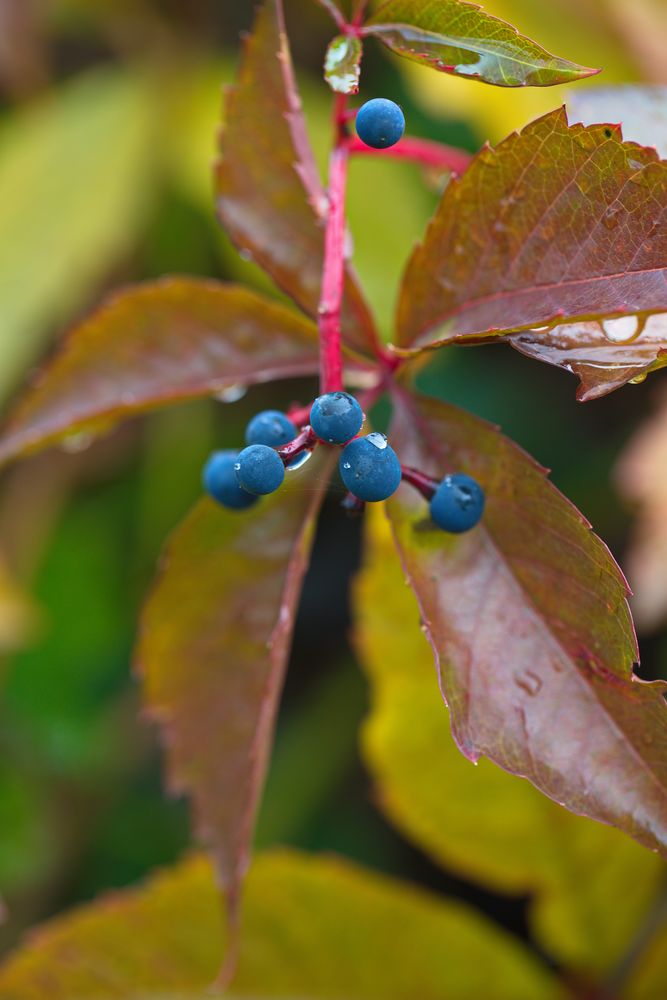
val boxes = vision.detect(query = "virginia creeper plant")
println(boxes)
[0,0,667,991]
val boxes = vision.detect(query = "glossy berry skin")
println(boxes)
[202,451,258,510]
[430,473,485,533]
[245,409,297,448]
[310,391,364,444]
[356,98,405,150]
[234,444,285,496]
[339,433,402,502]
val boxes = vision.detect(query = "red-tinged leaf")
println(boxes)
[363,0,598,88]
[508,314,667,401]
[325,34,363,95]
[395,108,667,351]
[616,391,667,632]
[386,390,667,857]
[216,0,378,357]
[135,450,335,921]
[0,279,320,469]
[569,85,667,159]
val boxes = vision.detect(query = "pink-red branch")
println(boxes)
[318,141,350,393]
[347,135,473,176]
[401,465,439,500]
[278,426,318,464]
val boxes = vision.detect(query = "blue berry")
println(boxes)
[202,451,258,510]
[339,432,402,502]
[311,391,364,444]
[356,98,405,150]
[430,474,485,533]
[245,410,297,448]
[234,444,285,495]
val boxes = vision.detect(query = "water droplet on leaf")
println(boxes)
[286,450,312,472]
[216,384,248,403]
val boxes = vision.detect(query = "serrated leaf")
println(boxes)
[135,453,334,918]
[568,85,667,159]
[0,68,155,403]
[616,393,667,632]
[0,850,565,999]
[355,506,666,973]
[386,390,667,858]
[0,279,319,469]
[363,0,598,87]
[324,34,363,95]
[216,0,378,357]
[395,108,667,350]
[508,314,667,401]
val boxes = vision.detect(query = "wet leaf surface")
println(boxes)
[0,279,320,468]
[364,0,598,87]
[216,0,378,357]
[386,390,667,858]
[396,108,667,350]
[136,451,335,914]
[508,314,667,400]
[0,850,565,999]
[324,35,363,95]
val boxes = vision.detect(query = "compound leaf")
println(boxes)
[386,390,667,858]
[364,0,598,87]
[135,451,335,921]
[0,279,319,468]
[355,506,665,973]
[396,108,667,351]
[216,0,378,357]
[0,850,564,999]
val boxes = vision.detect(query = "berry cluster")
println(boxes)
[203,97,484,534]
[203,391,485,534]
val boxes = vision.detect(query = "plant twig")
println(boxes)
[348,134,473,175]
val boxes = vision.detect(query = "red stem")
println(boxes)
[315,0,347,31]
[318,101,350,394]
[401,465,439,500]
[347,135,472,175]
[277,426,318,464]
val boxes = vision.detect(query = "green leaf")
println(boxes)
[0,68,155,404]
[508,315,667,401]
[395,108,667,351]
[386,390,667,859]
[363,0,598,87]
[0,279,319,469]
[324,34,363,94]
[355,506,666,973]
[0,850,565,999]
[135,452,335,918]
[216,0,379,357]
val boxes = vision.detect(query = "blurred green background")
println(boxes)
[0,0,666,993]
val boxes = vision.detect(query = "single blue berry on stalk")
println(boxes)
[311,391,364,444]
[202,451,258,510]
[245,409,297,448]
[356,98,405,150]
[430,473,485,533]
[339,432,402,502]
[235,444,285,496]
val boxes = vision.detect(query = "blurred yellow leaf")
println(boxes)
[354,506,665,973]
[396,0,637,143]
[0,849,564,999]
[0,68,155,403]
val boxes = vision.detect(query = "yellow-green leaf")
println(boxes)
[354,505,665,973]
[0,850,565,999]
[0,68,155,403]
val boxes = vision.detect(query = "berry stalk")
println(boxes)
[347,134,472,176]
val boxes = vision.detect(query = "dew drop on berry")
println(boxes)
[367,432,388,450]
